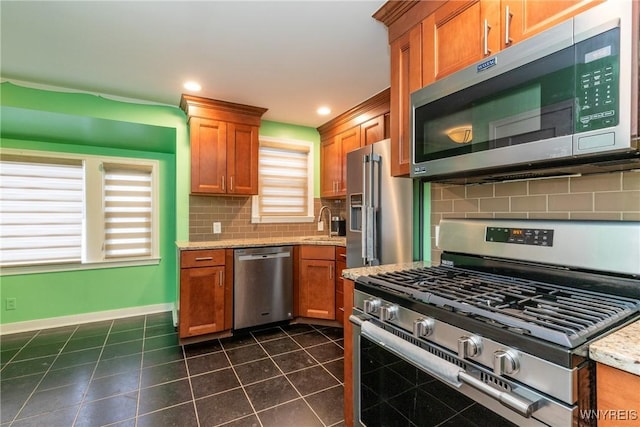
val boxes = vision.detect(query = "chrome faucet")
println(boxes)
[317,205,335,237]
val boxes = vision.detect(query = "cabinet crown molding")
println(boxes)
[373,0,421,27]
[180,94,267,126]
[317,88,390,135]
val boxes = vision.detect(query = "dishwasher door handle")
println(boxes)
[237,252,291,261]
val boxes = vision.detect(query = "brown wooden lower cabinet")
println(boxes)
[596,362,640,426]
[299,245,336,320]
[335,246,347,325]
[178,249,233,338]
[343,278,355,427]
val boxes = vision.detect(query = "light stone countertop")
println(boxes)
[589,320,640,376]
[176,236,346,250]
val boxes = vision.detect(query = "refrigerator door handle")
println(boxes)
[369,153,381,264]
[361,155,369,262]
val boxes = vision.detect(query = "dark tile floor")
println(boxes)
[0,312,345,427]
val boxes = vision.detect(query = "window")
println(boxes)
[0,150,159,273]
[103,164,153,259]
[251,137,314,223]
[0,155,84,266]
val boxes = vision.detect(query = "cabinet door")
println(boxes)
[502,0,603,50]
[299,259,335,319]
[361,116,385,146]
[423,0,489,84]
[596,363,640,427]
[390,24,422,177]
[179,265,226,337]
[320,136,341,198]
[227,122,259,195]
[337,127,361,195]
[190,118,227,194]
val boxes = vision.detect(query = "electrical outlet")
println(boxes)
[317,221,324,232]
[6,298,16,311]
[213,222,222,234]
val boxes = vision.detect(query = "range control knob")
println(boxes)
[363,298,381,315]
[493,350,520,376]
[379,304,398,322]
[457,335,483,359]
[413,318,435,338]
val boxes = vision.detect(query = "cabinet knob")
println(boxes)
[458,335,483,359]
[221,175,225,191]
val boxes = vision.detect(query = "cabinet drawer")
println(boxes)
[300,245,335,261]
[180,249,226,268]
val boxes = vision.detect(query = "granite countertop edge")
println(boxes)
[176,236,346,249]
[589,320,640,376]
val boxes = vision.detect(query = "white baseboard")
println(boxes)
[0,303,175,335]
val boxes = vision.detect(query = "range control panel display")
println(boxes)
[486,227,554,246]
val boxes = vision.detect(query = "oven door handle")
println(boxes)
[458,371,537,418]
[354,316,539,419]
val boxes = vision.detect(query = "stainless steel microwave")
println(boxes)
[411,0,638,184]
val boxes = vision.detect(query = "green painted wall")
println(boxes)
[0,83,323,326]
[0,82,187,325]
[259,120,321,197]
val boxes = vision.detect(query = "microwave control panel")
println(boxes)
[575,27,619,133]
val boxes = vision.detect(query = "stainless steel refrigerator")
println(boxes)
[346,138,413,268]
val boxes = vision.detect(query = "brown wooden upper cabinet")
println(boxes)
[180,95,267,196]
[318,89,390,198]
[375,0,603,176]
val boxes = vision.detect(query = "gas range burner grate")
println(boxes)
[364,266,640,348]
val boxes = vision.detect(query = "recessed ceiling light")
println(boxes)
[317,106,331,116]
[184,81,202,91]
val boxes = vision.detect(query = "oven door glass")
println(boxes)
[359,335,518,427]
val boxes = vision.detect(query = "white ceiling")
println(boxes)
[1,0,391,128]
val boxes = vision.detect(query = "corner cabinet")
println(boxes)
[180,95,267,196]
[318,89,390,198]
[178,249,233,338]
[374,0,603,176]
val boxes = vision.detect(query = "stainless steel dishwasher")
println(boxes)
[233,246,293,330]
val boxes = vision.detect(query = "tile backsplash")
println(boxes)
[189,196,345,241]
[430,170,640,263]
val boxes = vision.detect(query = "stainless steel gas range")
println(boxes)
[349,219,640,427]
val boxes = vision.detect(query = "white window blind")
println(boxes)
[258,140,310,217]
[103,164,153,258]
[0,156,84,266]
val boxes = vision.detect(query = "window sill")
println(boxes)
[0,257,161,276]
[251,215,315,224]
